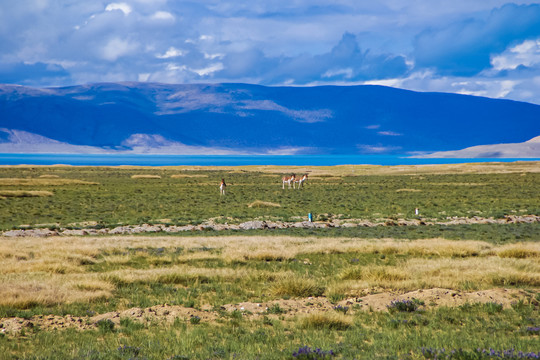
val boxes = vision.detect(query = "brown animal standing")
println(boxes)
[282,174,296,189]
[220,178,226,195]
[294,174,308,188]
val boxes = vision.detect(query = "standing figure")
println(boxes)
[220,178,226,195]
[295,174,308,188]
[282,174,296,189]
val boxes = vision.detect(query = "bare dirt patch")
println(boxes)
[1,288,535,336]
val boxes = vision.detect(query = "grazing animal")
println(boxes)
[282,174,296,189]
[295,174,308,188]
[220,178,226,195]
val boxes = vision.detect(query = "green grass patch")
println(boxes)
[0,166,537,230]
[1,303,538,359]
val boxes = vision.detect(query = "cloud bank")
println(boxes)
[1,1,540,104]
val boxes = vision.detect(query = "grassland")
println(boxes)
[0,235,538,359]
[0,162,538,230]
[0,162,538,359]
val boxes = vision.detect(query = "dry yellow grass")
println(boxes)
[131,174,162,179]
[310,176,343,181]
[0,237,101,275]
[0,236,531,268]
[345,257,540,291]
[428,182,488,186]
[396,188,421,192]
[0,178,98,186]
[226,161,540,176]
[372,239,494,257]
[103,266,252,285]
[340,266,409,282]
[326,281,371,298]
[0,274,113,308]
[271,274,325,297]
[496,243,540,258]
[2,161,539,176]
[0,235,538,308]
[38,174,60,178]
[0,190,54,197]
[247,200,281,208]
[298,312,352,330]
[218,237,499,260]
[171,174,208,178]
[331,258,540,295]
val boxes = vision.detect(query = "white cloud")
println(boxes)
[361,69,540,104]
[166,63,187,71]
[378,131,402,136]
[121,134,307,155]
[105,3,132,16]
[451,80,518,98]
[151,11,175,21]
[357,144,402,154]
[131,0,166,4]
[138,73,150,82]
[101,38,138,61]
[204,52,224,60]
[156,47,185,59]
[322,68,354,79]
[491,39,540,71]
[191,63,224,76]
[3,0,540,108]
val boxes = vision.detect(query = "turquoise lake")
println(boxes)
[0,154,538,166]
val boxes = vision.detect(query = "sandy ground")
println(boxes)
[1,288,536,336]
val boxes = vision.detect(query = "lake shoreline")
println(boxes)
[1,153,540,167]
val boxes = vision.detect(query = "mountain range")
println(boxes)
[1,82,539,157]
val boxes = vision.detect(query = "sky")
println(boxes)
[2,0,540,104]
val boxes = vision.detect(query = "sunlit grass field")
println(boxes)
[0,235,538,359]
[0,163,538,230]
[0,162,538,359]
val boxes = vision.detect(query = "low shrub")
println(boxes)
[483,302,503,314]
[265,303,286,314]
[298,312,352,330]
[421,347,540,359]
[333,305,349,314]
[96,319,115,332]
[387,299,424,313]
[272,276,325,298]
[292,345,336,359]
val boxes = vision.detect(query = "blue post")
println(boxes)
[308,213,313,222]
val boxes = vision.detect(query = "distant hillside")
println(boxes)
[0,82,539,156]
[417,136,540,158]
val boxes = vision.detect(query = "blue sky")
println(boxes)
[2,0,540,104]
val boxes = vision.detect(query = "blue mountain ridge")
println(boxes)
[0,82,539,155]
